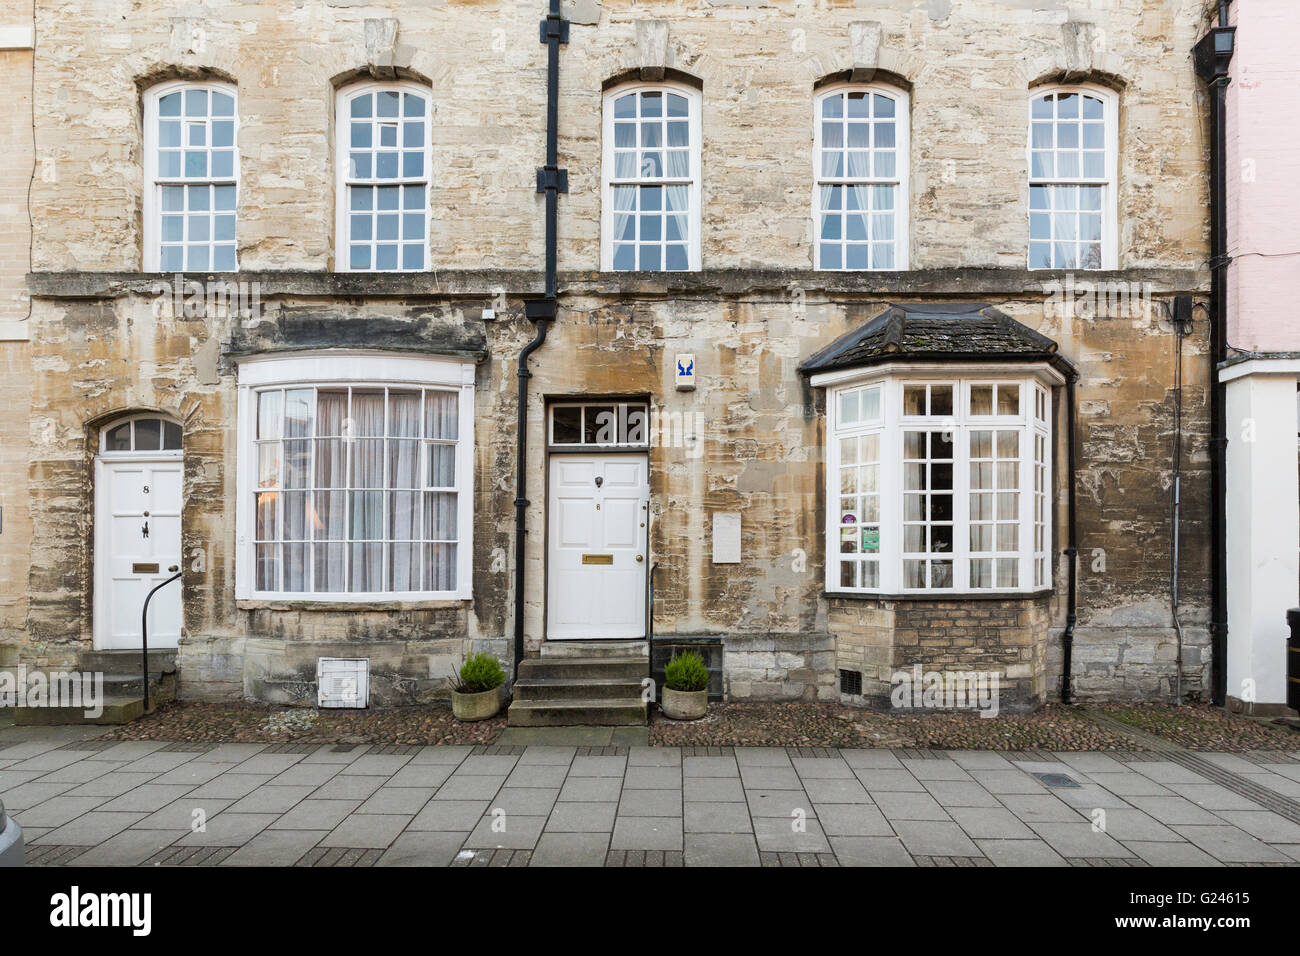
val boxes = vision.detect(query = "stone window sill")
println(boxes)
[236,599,471,613]
[824,589,1054,603]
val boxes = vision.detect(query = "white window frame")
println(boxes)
[1026,83,1119,271]
[601,81,703,272]
[143,80,240,272]
[233,351,475,602]
[813,365,1059,596]
[812,82,910,271]
[334,80,433,272]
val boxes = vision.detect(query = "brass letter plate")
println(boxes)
[581,554,614,565]
[133,562,160,574]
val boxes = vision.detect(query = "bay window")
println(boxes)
[827,373,1053,594]
[235,353,474,601]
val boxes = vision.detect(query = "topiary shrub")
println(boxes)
[664,650,709,693]
[453,652,505,694]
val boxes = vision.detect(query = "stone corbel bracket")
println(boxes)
[1019,20,1128,90]
[364,18,416,80]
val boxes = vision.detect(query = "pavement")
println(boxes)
[3,727,1300,867]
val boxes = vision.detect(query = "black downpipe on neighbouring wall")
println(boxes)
[513,0,568,680]
[1194,4,1235,707]
[1060,374,1079,704]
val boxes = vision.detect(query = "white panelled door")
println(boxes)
[547,454,649,640]
[95,460,183,649]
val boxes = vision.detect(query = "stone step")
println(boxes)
[13,694,151,726]
[517,657,647,681]
[506,698,648,727]
[540,640,649,660]
[512,677,646,702]
[77,649,177,675]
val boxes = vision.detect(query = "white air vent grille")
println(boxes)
[317,658,369,709]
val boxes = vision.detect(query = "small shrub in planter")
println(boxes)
[451,652,505,721]
[661,650,709,720]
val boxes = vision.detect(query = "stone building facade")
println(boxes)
[0,0,1214,713]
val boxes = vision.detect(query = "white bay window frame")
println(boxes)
[815,365,1058,596]
[234,351,475,602]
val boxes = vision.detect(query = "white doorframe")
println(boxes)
[93,454,184,650]
[546,452,650,640]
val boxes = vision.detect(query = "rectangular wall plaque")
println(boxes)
[712,513,741,564]
[132,562,160,574]
[581,553,614,565]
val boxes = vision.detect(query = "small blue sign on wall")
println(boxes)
[676,353,696,391]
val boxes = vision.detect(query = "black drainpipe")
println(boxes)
[1194,2,1234,706]
[513,0,568,680]
[1060,371,1079,704]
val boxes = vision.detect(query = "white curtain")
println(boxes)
[349,392,385,591]
[313,391,348,592]
[388,392,421,591]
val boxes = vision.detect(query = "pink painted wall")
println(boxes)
[1226,0,1300,353]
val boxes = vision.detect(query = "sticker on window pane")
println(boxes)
[861,528,879,553]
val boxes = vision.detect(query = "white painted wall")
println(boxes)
[1224,371,1299,707]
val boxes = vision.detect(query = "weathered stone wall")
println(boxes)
[11,0,1217,708]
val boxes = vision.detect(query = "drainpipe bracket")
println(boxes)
[535,166,570,195]
[539,16,570,43]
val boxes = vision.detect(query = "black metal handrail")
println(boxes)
[141,566,181,712]
[647,561,659,704]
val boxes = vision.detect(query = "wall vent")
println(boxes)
[839,669,863,695]
[317,658,369,709]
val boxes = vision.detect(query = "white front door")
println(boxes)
[547,454,649,640]
[94,459,184,649]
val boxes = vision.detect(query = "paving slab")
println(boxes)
[1168,784,1266,811]
[899,759,972,781]
[387,763,457,788]
[185,772,275,800]
[976,839,1068,867]
[313,775,389,801]
[734,748,793,767]
[684,832,761,867]
[14,795,108,827]
[839,750,904,770]
[73,829,185,866]
[225,785,315,815]
[1124,840,1224,866]
[267,763,345,787]
[221,829,327,866]
[134,797,234,830]
[803,777,871,803]
[683,801,752,834]
[377,831,468,867]
[683,756,739,777]
[684,776,744,803]
[611,815,683,851]
[893,820,981,857]
[1170,825,1293,864]
[271,799,360,831]
[320,813,412,849]
[1026,821,1136,858]
[505,764,568,789]
[873,789,951,821]
[751,816,830,853]
[568,755,627,777]
[64,772,160,799]
[356,787,436,816]
[409,800,489,832]
[30,811,146,846]
[745,789,812,817]
[433,775,506,801]
[464,813,546,850]
[949,806,1037,840]
[922,780,1001,808]
[178,812,280,846]
[830,835,916,866]
[628,747,680,767]
[619,788,682,817]
[546,801,617,833]
[489,787,561,816]
[623,765,681,790]
[968,770,1046,794]
[815,804,894,837]
[339,754,414,776]
[558,776,623,802]
[531,832,610,866]
[854,768,926,791]
[792,757,854,779]
[1212,810,1300,844]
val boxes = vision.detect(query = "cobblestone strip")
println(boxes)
[575,746,629,756]
[451,848,532,867]
[26,845,90,866]
[472,745,525,756]
[260,743,318,754]
[55,739,118,752]
[913,856,995,867]
[759,851,841,867]
[157,742,217,753]
[1084,708,1300,825]
[1064,858,1151,867]
[142,845,238,866]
